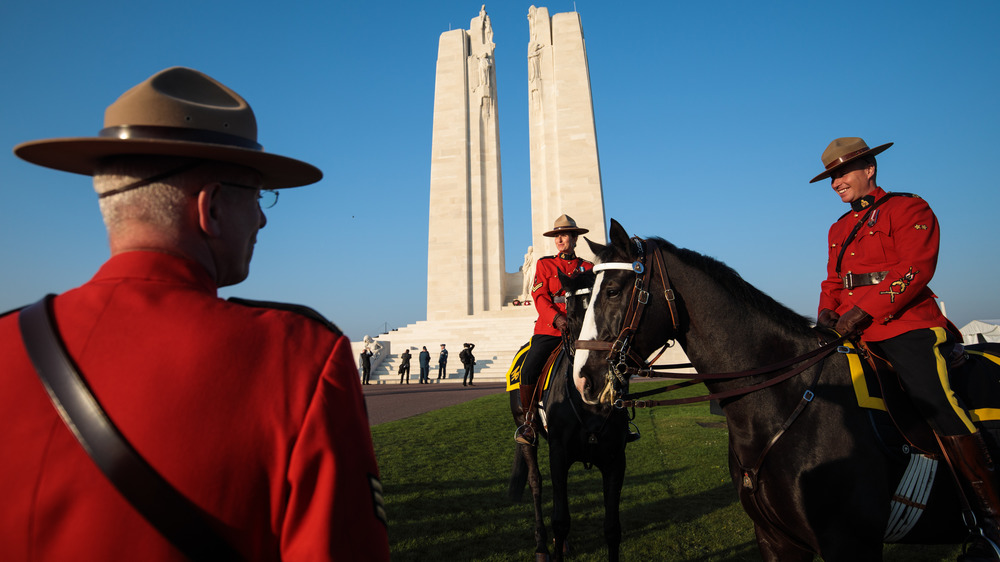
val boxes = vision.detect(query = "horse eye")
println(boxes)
[606,288,621,298]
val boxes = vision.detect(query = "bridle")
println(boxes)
[575,237,682,390]
[575,236,848,409]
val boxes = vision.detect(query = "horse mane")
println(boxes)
[597,236,814,335]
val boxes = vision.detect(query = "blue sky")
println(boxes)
[2,1,998,341]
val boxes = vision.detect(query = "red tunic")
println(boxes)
[0,252,389,562]
[818,186,950,342]
[531,253,594,337]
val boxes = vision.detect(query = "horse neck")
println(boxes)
[660,251,813,391]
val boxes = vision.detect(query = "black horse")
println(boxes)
[507,269,630,561]
[572,219,1000,561]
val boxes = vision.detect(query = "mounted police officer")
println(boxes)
[812,137,1000,555]
[516,215,594,445]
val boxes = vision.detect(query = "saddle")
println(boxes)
[847,339,1000,455]
[506,341,565,432]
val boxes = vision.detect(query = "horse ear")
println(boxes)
[609,219,630,253]
[584,236,606,257]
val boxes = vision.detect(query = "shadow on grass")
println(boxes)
[373,384,965,561]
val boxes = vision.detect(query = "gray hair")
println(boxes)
[94,156,200,233]
[93,157,260,233]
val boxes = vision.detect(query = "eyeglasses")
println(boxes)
[220,181,278,209]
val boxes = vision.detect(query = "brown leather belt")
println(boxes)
[842,270,888,290]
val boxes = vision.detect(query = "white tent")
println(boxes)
[959,320,1000,345]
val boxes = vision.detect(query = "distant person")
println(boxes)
[438,343,449,380]
[0,67,388,560]
[360,348,373,385]
[419,346,431,384]
[460,343,476,386]
[810,137,999,548]
[399,348,411,384]
[516,215,593,445]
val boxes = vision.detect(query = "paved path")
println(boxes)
[362,381,507,425]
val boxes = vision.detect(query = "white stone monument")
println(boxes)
[426,5,605,321]
[426,6,506,321]
[526,6,607,262]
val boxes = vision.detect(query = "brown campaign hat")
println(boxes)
[13,67,322,189]
[809,137,892,183]
[543,214,589,237]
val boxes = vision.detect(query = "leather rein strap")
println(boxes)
[575,236,847,408]
[18,295,243,562]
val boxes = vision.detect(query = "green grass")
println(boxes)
[372,382,964,560]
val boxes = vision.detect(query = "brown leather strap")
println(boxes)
[18,295,244,562]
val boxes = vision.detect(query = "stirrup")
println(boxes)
[514,424,536,445]
[961,529,1000,561]
[625,421,641,443]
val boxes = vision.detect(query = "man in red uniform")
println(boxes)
[812,137,1000,550]
[515,215,593,445]
[0,67,390,561]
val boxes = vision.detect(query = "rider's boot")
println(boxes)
[516,383,538,445]
[940,432,1000,560]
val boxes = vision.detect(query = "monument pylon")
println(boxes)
[425,5,605,323]
[526,6,606,263]
[426,6,505,321]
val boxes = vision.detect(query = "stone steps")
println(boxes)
[351,304,693,385]
[352,305,538,385]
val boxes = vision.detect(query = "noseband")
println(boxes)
[576,237,681,391]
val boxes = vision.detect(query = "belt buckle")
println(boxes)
[842,274,853,290]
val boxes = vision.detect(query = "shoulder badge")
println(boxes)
[227,297,343,336]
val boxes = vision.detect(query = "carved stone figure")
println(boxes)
[520,246,535,301]
[363,335,384,361]
[478,53,492,96]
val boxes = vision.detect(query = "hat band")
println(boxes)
[824,147,870,170]
[99,125,263,151]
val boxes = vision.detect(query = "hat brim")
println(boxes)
[809,142,892,184]
[13,137,322,189]
[543,227,589,237]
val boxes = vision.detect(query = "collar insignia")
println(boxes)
[851,195,875,212]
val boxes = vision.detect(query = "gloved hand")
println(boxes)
[817,308,840,330]
[553,314,568,332]
[834,305,872,336]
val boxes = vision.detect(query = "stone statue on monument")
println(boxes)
[478,52,492,96]
[527,6,538,42]
[362,335,383,361]
[520,246,535,302]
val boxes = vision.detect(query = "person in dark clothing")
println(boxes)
[460,343,476,386]
[418,346,431,384]
[399,348,411,384]
[437,344,448,380]
[360,348,373,385]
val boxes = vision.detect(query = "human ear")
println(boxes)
[197,183,223,238]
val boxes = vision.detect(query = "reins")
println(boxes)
[575,235,849,409]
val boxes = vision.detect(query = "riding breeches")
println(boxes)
[521,334,561,386]
[868,326,976,436]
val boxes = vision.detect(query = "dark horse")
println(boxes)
[572,219,1000,561]
[507,269,631,561]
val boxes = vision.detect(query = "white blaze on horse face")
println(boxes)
[573,271,604,400]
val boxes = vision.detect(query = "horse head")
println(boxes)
[573,219,686,405]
